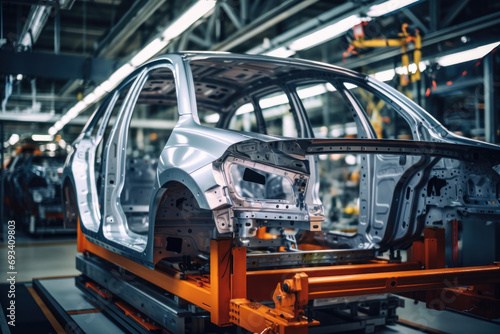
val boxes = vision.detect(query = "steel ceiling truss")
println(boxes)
[174,0,499,68]
[170,0,321,52]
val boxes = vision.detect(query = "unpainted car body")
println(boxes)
[63,53,500,269]
[6,154,67,233]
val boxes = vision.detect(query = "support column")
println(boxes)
[429,0,440,32]
[210,238,232,326]
[231,246,247,299]
[54,1,60,54]
[484,53,496,143]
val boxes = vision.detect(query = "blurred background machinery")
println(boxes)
[1,1,500,333]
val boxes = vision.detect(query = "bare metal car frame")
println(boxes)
[63,52,500,267]
[62,52,500,332]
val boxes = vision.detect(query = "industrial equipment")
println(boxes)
[63,53,500,333]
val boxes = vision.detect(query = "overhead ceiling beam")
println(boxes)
[246,1,356,55]
[59,25,104,36]
[220,2,242,30]
[403,8,429,34]
[337,11,500,69]
[211,0,319,51]
[441,0,469,28]
[0,50,118,81]
[93,0,167,58]
[0,112,56,123]
[429,0,440,32]
[1,0,74,9]
[1,0,52,6]
[17,3,52,49]
[58,0,165,98]
[0,113,175,130]
[7,93,77,103]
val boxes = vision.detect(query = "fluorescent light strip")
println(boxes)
[108,63,135,88]
[265,47,296,58]
[130,37,170,67]
[437,41,500,67]
[371,61,428,82]
[32,134,53,141]
[235,103,254,115]
[257,0,420,57]
[373,68,396,82]
[8,134,20,145]
[162,0,216,40]
[366,0,420,17]
[289,15,364,51]
[48,0,216,136]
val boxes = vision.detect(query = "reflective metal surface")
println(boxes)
[63,53,500,269]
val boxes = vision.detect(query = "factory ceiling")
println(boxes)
[0,0,499,143]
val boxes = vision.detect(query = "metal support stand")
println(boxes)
[76,254,208,333]
[77,224,500,333]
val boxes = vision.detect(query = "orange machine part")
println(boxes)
[115,301,163,331]
[78,225,213,312]
[77,223,500,334]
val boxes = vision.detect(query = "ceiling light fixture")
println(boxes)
[32,134,53,141]
[372,68,396,82]
[254,0,420,58]
[108,63,136,88]
[265,47,296,58]
[366,0,420,17]
[371,61,428,82]
[8,134,20,146]
[436,41,500,67]
[259,94,289,109]
[93,85,107,100]
[297,84,329,99]
[162,0,216,41]
[130,37,170,67]
[289,15,365,51]
[48,127,57,136]
[83,92,98,105]
[48,0,216,136]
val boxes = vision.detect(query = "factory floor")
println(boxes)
[0,225,79,282]
[1,227,500,333]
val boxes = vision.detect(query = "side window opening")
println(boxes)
[294,81,365,233]
[197,107,221,128]
[94,82,133,206]
[121,67,177,237]
[345,83,414,140]
[227,103,259,133]
[77,81,134,234]
[213,87,300,138]
[259,89,298,137]
[296,82,359,139]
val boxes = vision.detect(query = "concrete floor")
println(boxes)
[397,297,500,334]
[1,224,500,333]
[0,224,79,283]
[0,242,79,282]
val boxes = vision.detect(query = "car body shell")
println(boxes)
[5,153,66,233]
[63,52,500,268]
